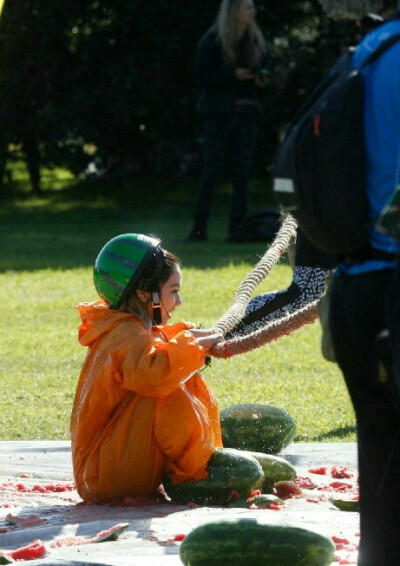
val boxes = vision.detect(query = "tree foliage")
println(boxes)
[0,0,370,179]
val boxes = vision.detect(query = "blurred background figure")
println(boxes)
[185,0,270,243]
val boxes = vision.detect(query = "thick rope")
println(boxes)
[210,299,319,358]
[211,213,298,335]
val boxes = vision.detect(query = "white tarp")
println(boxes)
[0,441,359,565]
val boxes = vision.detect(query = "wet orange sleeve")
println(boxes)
[119,330,206,398]
[159,321,195,340]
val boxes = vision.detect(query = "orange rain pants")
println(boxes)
[70,300,222,503]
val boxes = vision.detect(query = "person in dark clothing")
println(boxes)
[320,2,400,564]
[227,229,337,337]
[185,0,270,243]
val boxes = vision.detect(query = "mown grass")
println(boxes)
[0,161,355,441]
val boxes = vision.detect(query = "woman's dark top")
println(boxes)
[195,28,269,117]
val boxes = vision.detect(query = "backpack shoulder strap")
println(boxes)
[358,32,400,70]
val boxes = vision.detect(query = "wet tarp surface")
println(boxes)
[0,441,359,565]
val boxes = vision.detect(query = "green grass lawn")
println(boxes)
[0,161,355,441]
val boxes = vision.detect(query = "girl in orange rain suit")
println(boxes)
[70,233,223,503]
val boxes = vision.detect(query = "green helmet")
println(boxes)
[93,233,163,308]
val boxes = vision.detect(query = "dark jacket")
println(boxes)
[195,28,269,117]
[295,229,338,269]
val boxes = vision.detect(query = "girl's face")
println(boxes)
[235,0,256,29]
[158,265,183,324]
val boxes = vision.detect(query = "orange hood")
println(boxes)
[76,300,138,346]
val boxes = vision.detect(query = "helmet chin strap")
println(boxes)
[151,291,162,325]
[147,247,164,325]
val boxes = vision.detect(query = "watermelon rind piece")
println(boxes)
[329,498,359,512]
[228,493,285,508]
[94,522,130,542]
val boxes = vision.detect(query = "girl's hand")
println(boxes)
[197,332,224,351]
[190,327,219,338]
[235,68,254,81]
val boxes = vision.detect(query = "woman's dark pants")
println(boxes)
[191,108,259,240]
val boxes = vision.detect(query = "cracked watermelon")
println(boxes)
[164,447,264,505]
[235,449,297,491]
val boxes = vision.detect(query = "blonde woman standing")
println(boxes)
[185,0,270,243]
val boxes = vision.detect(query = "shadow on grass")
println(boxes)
[294,425,357,443]
[0,174,283,273]
[312,425,357,441]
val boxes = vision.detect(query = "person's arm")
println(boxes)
[164,322,223,346]
[254,73,269,89]
[119,328,221,397]
[196,332,224,350]
[253,43,272,89]
[194,31,236,88]
[161,322,223,345]
[190,329,224,350]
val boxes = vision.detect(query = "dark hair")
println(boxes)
[137,247,181,289]
[118,248,180,319]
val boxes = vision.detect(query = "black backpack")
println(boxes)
[273,33,400,257]
[233,206,281,243]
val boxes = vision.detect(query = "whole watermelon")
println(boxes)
[235,449,297,491]
[179,518,335,566]
[221,404,296,454]
[164,447,264,505]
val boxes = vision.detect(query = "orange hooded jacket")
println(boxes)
[70,300,222,503]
